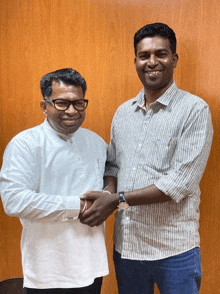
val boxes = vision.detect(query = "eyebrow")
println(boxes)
[138,48,169,54]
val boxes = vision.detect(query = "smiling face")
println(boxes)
[40,80,85,135]
[135,36,178,100]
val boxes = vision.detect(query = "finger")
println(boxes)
[83,190,92,194]
[89,221,103,227]
[80,193,97,200]
[78,206,95,220]
[80,217,104,227]
[80,194,91,200]
[80,200,87,214]
[86,199,93,210]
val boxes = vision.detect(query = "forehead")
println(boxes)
[136,36,172,53]
[51,80,83,98]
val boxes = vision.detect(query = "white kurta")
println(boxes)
[0,120,109,288]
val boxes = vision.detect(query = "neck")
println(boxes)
[46,119,75,138]
[144,82,173,106]
[144,90,161,104]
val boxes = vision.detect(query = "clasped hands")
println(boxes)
[78,190,118,227]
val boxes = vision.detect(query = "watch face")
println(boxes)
[118,202,129,210]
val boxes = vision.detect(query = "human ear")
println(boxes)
[40,100,47,115]
[173,53,179,68]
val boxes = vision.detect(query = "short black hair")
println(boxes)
[134,23,177,55]
[40,68,87,98]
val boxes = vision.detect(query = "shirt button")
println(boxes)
[132,167,136,171]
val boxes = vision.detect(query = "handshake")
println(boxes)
[78,190,119,227]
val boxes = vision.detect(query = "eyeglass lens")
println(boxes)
[54,99,88,111]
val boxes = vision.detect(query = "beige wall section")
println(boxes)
[0,0,220,293]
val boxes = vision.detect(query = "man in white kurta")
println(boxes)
[0,68,109,293]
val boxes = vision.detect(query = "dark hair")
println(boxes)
[40,68,87,98]
[134,23,177,55]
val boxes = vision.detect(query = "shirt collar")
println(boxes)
[132,82,178,109]
[157,82,178,106]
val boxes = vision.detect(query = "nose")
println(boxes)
[65,103,78,115]
[148,55,158,67]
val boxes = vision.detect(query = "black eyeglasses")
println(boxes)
[44,98,89,111]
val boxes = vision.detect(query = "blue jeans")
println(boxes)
[114,248,201,294]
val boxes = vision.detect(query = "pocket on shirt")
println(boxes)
[145,136,177,172]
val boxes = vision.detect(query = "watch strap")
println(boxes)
[118,191,126,203]
[118,191,129,210]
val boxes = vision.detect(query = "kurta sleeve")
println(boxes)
[0,137,80,222]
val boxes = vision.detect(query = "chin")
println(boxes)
[145,82,169,91]
[66,127,80,134]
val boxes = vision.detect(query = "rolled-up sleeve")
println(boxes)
[155,106,213,202]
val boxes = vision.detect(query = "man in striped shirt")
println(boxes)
[80,23,213,294]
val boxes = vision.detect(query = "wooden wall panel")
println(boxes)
[0,0,220,293]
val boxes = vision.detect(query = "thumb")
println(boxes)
[80,190,92,200]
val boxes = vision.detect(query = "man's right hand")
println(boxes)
[79,191,118,227]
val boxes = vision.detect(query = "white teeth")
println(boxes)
[148,71,160,75]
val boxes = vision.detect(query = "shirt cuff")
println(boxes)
[104,167,118,178]
[155,174,193,203]
[62,196,81,221]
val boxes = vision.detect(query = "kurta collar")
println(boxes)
[43,119,76,141]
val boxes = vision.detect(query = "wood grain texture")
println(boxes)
[0,0,220,293]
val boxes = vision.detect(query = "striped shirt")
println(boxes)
[105,82,213,260]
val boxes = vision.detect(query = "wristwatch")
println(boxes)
[118,191,129,210]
